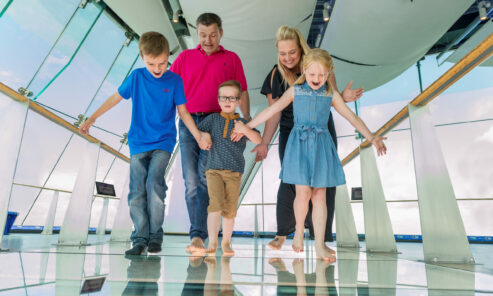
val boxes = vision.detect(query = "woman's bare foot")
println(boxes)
[268,257,287,271]
[221,241,235,257]
[315,245,336,262]
[292,231,304,252]
[267,236,286,250]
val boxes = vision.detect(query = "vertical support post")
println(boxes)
[408,104,474,263]
[0,95,28,249]
[337,249,360,295]
[253,205,259,238]
[41,190,59,235]
[335,185,360,248]
[425,263,475,294]
[367,254,398,294]
[360,146,397,253]
[58,141,100,245]
[55,246,86,295]
[110,174,132,242]
[96,197,109,236]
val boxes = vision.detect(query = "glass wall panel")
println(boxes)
[0,0,79,90]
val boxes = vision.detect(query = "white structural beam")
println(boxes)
[360,146,397,253]
[409,104,474,263]
[58,142,100,245]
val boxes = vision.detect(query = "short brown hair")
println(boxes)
[139,32,169,57]
[218,80,241,97]
[196,13,222,30]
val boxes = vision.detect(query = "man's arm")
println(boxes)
[79,92,123,135]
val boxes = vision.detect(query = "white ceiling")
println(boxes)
[321,0,475,91]
[103,0,479,101]
[179,0,316,105]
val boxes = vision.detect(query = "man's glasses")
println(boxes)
[218,95,239,102]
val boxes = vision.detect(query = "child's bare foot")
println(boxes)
[204,255,217,266]
[292,231,304,252]
[187,237,205,253]
[324,245,336,256]
[292,258,305,273]
[267,236,286,250]
[315,245,336,262]
[206,240,218,254]
[268,257,287,271]
[221,241,235,257]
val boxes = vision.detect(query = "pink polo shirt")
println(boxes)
[169,45,248,113]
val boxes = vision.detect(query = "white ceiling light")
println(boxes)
[478,1,491,21]
[323,2,331,22]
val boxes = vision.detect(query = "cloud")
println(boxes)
[0,70,22,87]
[476,125,493,144]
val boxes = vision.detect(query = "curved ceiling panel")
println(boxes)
[179,0,315,41]
[104,0,182,59]
[179,0,316,101]
[321,0,474,91]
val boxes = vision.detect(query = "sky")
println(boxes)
[0,0,492,235]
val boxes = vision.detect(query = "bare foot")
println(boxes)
[221,241,235,257]
[267,236,286,250]
[292,231,304,252]
[189,255,204,267]
[315,245,336,262]
[187,237,205,253]
[268,257,287,271]
[324,245,336,256]
[204,255,217,266]
[206,240,218,254]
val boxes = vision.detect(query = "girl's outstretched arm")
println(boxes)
[247,86,294,129]
[332,91,387,156]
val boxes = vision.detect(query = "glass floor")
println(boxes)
[0,234,492,295]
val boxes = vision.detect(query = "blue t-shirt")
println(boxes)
[118,68,187,155]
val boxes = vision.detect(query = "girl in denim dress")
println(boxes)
[240,48,387,261]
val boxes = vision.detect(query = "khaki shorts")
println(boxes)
[206,169,242,218]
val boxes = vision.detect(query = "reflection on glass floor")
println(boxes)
[0,234,492,295]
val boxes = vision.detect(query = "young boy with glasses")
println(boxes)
[197,80,261,256]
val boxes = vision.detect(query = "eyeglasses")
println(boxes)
[218,95,239,102]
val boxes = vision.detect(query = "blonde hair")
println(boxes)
[276,26,311,87]
[218,80,241,97]
[294,48,334,95]
[139,32,170,57]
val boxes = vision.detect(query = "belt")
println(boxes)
[294,125,327,141]
[190,112,216,116]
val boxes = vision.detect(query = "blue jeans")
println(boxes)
[128,149,171,246]
[179,116,210,240]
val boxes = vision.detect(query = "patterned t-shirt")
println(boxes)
[198,113,259,173]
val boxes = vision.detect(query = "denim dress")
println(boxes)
[280,82,346,188]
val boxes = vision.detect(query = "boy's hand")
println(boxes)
[371,136,388,156]
[198,132,212,150]
[79,117,95,135]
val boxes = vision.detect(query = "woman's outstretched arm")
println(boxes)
[247,86,294,129]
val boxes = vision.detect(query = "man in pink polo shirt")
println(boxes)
[170,12,250,252]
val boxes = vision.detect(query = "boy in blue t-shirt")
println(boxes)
[80,32,211,256]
